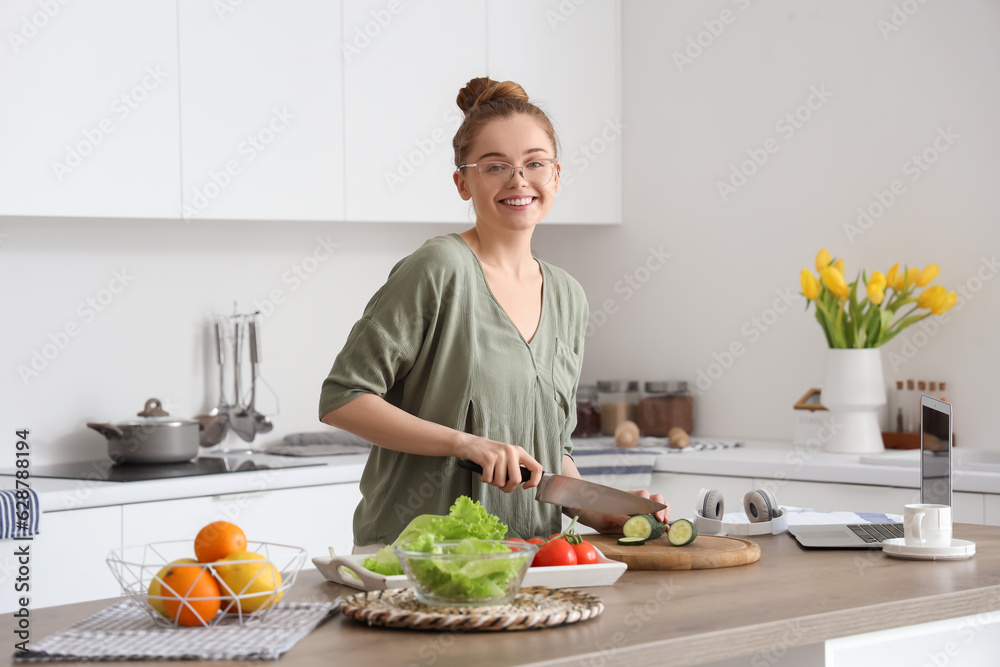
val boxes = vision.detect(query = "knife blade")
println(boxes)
[457,459,667,516]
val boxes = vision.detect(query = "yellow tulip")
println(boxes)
[866,271,886,305]
[833,258,845,275]
[917,264,940,287]
[932,291,958,315]
[815,249,832,273]
[917,285,946,310]
[821,266,849,298]
[886,263,900,290]
[800,269,820,300]
[902,267,920,290]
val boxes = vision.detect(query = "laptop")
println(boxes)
[788,395,952,549]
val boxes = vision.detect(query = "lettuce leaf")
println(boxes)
[362,496,508,576]
[407,538,527,599]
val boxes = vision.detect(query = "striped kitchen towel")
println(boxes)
[0,488,41,539]
[14,599,339,662]
[572,448,659,489]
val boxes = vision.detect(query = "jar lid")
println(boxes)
[596,380,639,392]
[644,381,689,394]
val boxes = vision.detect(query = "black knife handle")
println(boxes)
[457,459,533,483]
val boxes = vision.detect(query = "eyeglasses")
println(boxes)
[456,158,558,187]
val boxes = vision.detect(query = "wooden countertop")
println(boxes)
[11,524,1000,667]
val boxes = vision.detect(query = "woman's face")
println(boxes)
[454,114,559,232]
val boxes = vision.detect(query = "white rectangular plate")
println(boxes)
[313,548,627,592]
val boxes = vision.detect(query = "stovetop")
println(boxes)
[1,456,326,483]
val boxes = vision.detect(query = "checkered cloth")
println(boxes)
[14,600,339,662]
[1,488,41,539]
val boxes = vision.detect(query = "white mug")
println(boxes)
[904,503,953,548]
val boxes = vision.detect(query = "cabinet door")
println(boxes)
[2,506,123,611]
[0,0,180,218]
[122,483,362,566]
[985,495,1000,527]
[487,0,621,224]
[649,473,753,520]
[342,0,486,222]
[177,0,344,221]
[755,479,920,515]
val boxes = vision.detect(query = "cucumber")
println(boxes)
[667,518,697,546]
[617,536,646,546]
[622,514,666,540]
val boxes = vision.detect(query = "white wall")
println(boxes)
[2,0,999,468]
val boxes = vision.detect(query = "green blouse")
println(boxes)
[318,233,588,545]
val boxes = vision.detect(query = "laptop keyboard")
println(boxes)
[848,523,904,543]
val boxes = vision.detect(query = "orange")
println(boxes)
[147,558,197,617]
[194,521,247,563]
[160,564,221,627]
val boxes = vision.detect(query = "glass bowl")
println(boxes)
[393,539,539,607]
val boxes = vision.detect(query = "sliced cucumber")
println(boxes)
[617,536,647,546]
[667,518,697,546]
[623,514,666,540]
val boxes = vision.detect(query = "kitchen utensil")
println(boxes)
[457,460,667,516]
[87,398,199,464]
[585,534,760,570]
[199,320,230,447]
[229,321,256,442]
[313,546,626,592]
[249,319,273,434]
[394,540,537,606]
[339,586,603,632]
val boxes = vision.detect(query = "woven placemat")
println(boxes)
[340,586,603,631]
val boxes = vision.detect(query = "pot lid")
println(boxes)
[120,398,196,427]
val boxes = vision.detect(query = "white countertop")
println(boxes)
[574,437,1000,495]
[10,452,369,513]
[7,439,999,515]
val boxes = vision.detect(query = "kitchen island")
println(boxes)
[10,523,1000,667]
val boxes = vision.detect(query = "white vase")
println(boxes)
[821,348,886,454]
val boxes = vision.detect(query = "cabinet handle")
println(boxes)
[211,491,270,502]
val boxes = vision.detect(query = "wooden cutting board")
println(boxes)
[586,534,760,570]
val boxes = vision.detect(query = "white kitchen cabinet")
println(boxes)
[121,483,362,566]
[0,0,180,218]
[177,0,344,221]
[487,0,622,224]
[985,494,1000,526]
[649,472,756,519]
[342,0,486,223]
[1,506,123,612]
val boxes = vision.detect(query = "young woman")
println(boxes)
[319,77,668,550]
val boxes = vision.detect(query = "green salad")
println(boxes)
[405,537,529,600]
[362,496,508,576]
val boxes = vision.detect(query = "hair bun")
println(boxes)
[456,77,529,115]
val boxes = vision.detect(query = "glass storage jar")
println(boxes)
[637,381,695,437]
[571,384,601,438]
[597,380,639,436]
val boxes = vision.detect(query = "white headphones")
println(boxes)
[695,488,788,536]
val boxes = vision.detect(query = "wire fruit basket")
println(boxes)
[107,540,307,628]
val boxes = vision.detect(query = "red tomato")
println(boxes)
[533,538,578,567]
[572,540,598,565]
[526,537,545,546]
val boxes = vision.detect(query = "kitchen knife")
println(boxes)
[457,459,667,516]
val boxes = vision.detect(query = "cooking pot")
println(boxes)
[87,398,199,464]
